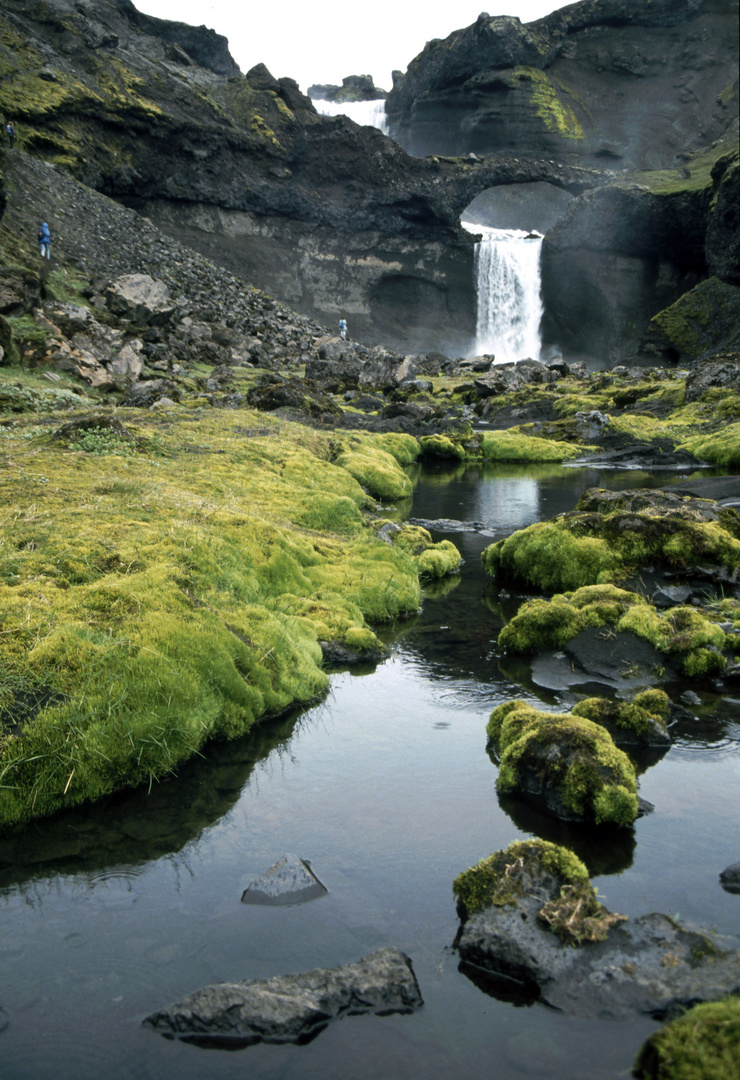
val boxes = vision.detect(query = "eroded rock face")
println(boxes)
[143,947,423,1046]
[386,1,737,170]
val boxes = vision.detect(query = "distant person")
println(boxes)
[338,318,347,340]
[37,221,51,259]
[6,120,14,148]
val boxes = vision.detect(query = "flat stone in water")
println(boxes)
[143,947,423,1046]
[241,853,328,906]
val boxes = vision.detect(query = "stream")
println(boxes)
[1,460,739,1079]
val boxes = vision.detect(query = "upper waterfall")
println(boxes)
[462,221,543,364]
[311,98,389,135]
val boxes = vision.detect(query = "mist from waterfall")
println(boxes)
[311,98,389,134]
[462,221,543,363]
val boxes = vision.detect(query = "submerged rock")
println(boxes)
[719,862,740,895]
[143,947,423,1046]
[454,840,740,1020]
[241,853,327,906]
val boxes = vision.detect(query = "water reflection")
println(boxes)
[0,708,312,890]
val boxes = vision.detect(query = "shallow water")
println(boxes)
[1,462,738,1079]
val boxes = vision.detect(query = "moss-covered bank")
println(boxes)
[482,491,740,593]
[0,408,456,824]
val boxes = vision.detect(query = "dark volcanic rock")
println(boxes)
[456,844,740,1019]
[143,947,423,1046]
[719,862,740,894]
[387,1,738,170]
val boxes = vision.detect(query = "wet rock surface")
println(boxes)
[143,947,423,1046]
[456,849,740,1020]
[241,854,328,907]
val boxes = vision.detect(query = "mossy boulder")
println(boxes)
[335,447,413,501]
[486,700,640,826]
[418,434,465,460]
[453,839,592,924]
[454,841,740,1020]
[482,487,740,592]
[633,995,740,1080]
[498,585,727,678]
[571,689,670,747]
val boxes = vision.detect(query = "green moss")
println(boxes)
[497,584,726,678]
[418,434,465,460]
[488,701,639,826]
[0,409,437,824]
[335,447,413,500]
[452,838,590,919]
[482,501,740,594]
[512,66,584,141]
[416,539,461,579]
[370,432,420,466]
[480,430,586,463]
[571,691,669,737]
[633,996,740,1080]
[483,521,618,592]
[680,423,740,471]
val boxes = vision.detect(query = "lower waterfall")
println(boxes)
[462,223,543,363]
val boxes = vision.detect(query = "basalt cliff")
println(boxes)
[0,0,738,362]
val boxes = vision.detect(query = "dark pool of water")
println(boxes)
[1,463,738,1080]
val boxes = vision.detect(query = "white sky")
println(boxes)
[134,1,563,92]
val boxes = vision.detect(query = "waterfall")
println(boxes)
[311,98,389,135]
[462,222,543,363]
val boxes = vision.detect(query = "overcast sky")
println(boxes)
[134,1,563,92]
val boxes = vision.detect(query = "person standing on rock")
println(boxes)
[5,121,14,148]
[37,221,51,260]
[339,317,348,340]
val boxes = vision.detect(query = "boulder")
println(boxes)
[473,359,555,397]
[454,840,740,1020]
[143,947,423,1046]
[105,274,176,327]
[122,378,180,407]
[487,701,641,826]
[241,854,327,906]
[109,340,144,379]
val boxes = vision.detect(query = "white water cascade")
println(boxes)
[311,97,389,134]
[462,221,544,363]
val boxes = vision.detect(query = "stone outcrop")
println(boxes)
[386,1,738,170]
[143,947,423,1045]
[308,75,387,102]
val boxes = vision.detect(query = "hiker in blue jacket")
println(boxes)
[38,222,51,259]
[338,317,347,340]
